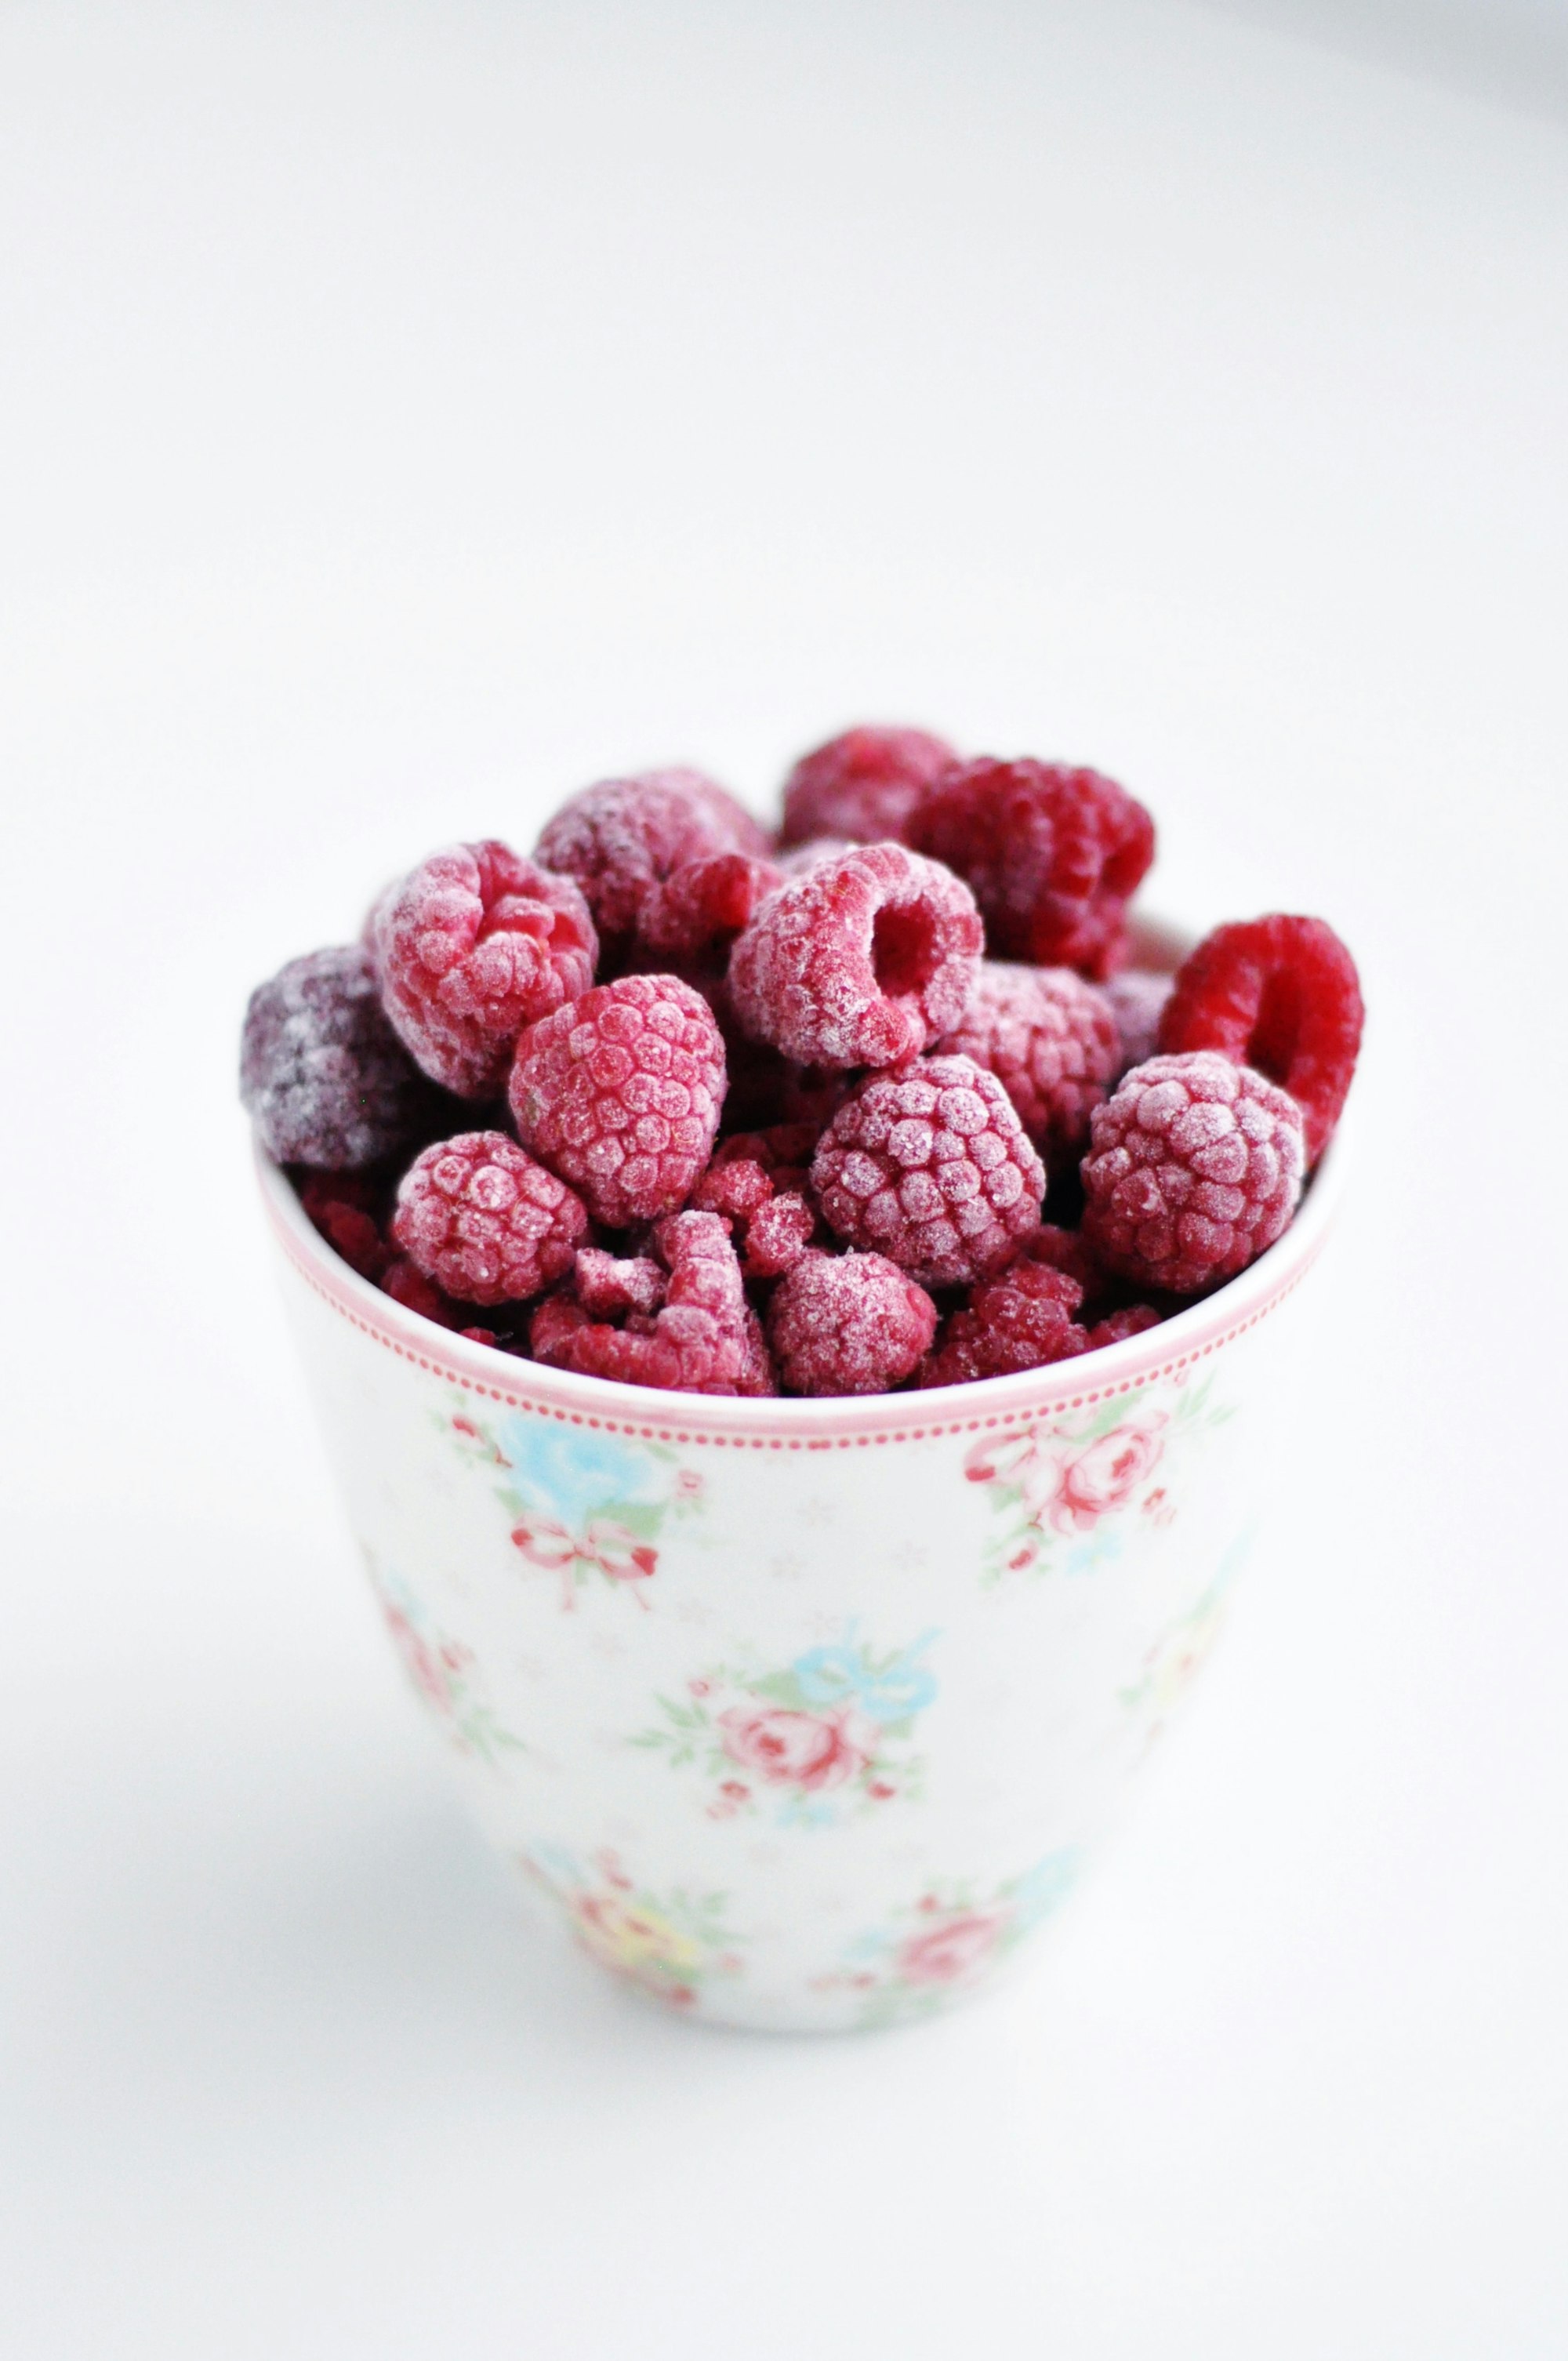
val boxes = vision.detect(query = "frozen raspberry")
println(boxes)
[390,1132,589,1306]
[767,1251,937,1396]
[535,770,769,965]
[1083,1303,1163,1349]
[531,1211,775,1395]
[241,945,437,1169]
[739,1190,818,1279]
[380,1255,466,1328]
[1158,914,1363,1164]
[776,835,855,875]
[908,758,1154,978]
[728,842,983,1071]
[920,1258,1087,1389]
[1081,1052,1305,1294]
[692,1153,775,1222]
[297,1171,393,1281]
[811,1054,1045,1288]
[1013,1219,1108,1296]
[372,842,597,1099]
[1105,969,1174,1078]
[778,725,958,848]
[573,1248,666,1319]
[935,961,1119,1174]
[633,849,784,967]
[509,973,727,1229]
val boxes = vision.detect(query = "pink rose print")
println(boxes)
[383,1603,469,1714]
[1047,1422,1165,1533]
[896,1911,1004,1986]
[717,1705,869,1793]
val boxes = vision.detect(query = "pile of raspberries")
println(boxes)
[241,729,1363,1398]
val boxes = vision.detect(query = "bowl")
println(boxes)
[255,1074,1343,2031]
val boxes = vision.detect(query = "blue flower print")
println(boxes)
[500,1418,662,1530]
[791,1626,939,1724]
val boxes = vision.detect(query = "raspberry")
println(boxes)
[1157,914,1363,1164]
[535,770,769,964]
[391,1131,589,1306]
[920,1258,1087,1388]
[531,1211,775,1395]
[633,849,784,967]
[509,973,727,1230]
[776,836,855,875]
[1013,1219,1107,1296]
[1081,1052,1305,1294]
[811,1054,1045,1287]
[1083,1303,1163,1349]
[241,945,437,1169]
[767,1251,937,1396]
[572,1248,666,1318]
[934,960,1119,1174]
[728,842,983,1071]
[1105,969,1174,1078]
[380,1255,466,1328]
[908,758,1154,978]
[740,1190,817,1279]
[692,1130,820,1276]
[297,1171,393,1281]
[372,842,597,1099]
[778,725,958,848]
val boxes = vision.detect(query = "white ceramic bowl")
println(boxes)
[256,1072,1344,2032]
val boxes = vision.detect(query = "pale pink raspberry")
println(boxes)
[811,1054,1045,1288]
[509,973,726,1230]
[767,1251,937,1396]
[1081,1052,1305,1293]
[530,1211,775,1395]
[728,842,983,1071]
[391,1132,589,1306]
[371,841,596,1099]
[535,769,771,967]
[935,960,1118,1174]
[778,725,957,848]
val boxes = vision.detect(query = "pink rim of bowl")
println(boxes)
[254,1117,1345,1453]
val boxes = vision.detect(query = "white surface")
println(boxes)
[1,2,1564,2353]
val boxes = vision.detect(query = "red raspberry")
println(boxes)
[509,973,726,1230]
[241,945,438,1169]
[775,836,855,875]
[778,725,958,848]
[1081,1052,1305,1294]
[380,1255,466,1328]
[372,842,597,1099]
[391,1131,588,1306]
[572,1248,666,1318]
[728,843,983,1071]
[1104,969,1174,1078]
[908,758,1155,978]
[811,1054,1045,1287]
[934,960,1118,1174]
[1083,1303,1163,1349]
[740,1190,818,1279]
[920,1258,1087,1389]
[535,770,770,964]
[692,1153,776,1222]
[1158,914,1363,1164]
[767,1250,937,1396]
[531,1211,775,1395]
[633,849,784,968]
[297,1171,394,1281]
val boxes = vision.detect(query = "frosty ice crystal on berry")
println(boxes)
[243,734,1361,1397]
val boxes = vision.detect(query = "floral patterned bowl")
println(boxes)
[256,1107,1345,2032]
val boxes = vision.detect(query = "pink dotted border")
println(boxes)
[264,1169,1331,1451]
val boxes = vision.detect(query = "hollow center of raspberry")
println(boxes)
[1249,968,1305,1086]
[870,902,939,999]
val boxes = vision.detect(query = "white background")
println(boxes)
[2,3,1565,2353]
